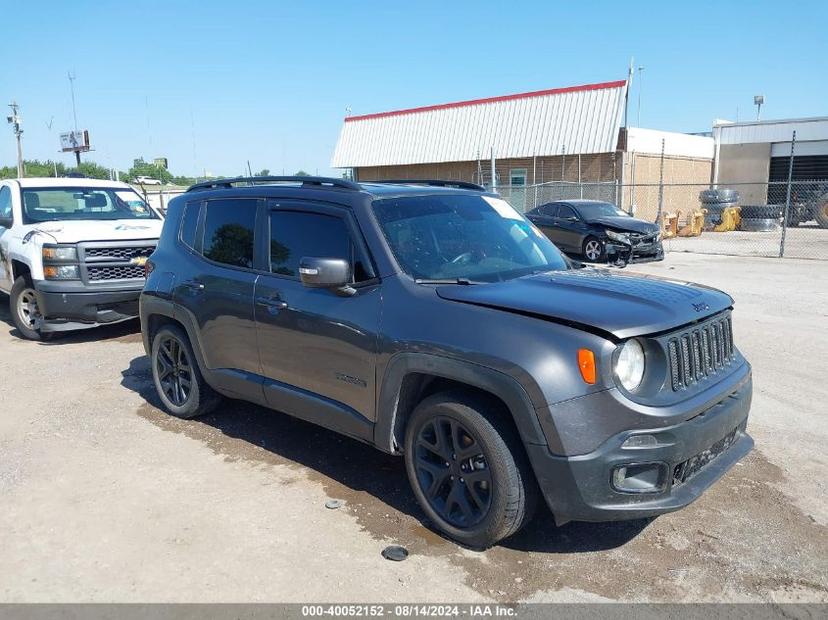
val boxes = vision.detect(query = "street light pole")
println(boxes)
[7,101,24,178]
[637,67,644,127]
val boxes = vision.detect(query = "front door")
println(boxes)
[0,186,13,292]
[553,204,584,253]
[254,202,381,424]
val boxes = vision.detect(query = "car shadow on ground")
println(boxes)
[0,292,141,344]
[121,353,651,553]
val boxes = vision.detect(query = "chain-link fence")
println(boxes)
[497,180,828,260]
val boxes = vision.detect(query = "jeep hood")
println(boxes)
[435,269,733,339]
[24,219,163,244]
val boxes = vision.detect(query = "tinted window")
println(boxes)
[270,211,362,279]
[539,203,558,217]
[179,202,201,249]
[0,186,11,220]
[557,205,578,219]
[202,199,257,268]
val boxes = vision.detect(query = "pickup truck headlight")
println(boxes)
[43,265,80,280]
[606,230,631,244]
[42,245,78,261]
[615,339,645,391]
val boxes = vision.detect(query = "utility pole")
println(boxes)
[7,102,24,178]
[68,72,81,165]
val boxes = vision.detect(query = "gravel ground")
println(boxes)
[0,253,826,603]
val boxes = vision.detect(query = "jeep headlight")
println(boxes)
[615,339,645,391]
[42,245,78,261]
[606,230,631,244]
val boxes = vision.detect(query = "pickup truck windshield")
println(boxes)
[21,187,159,224]
[373,194,569,282]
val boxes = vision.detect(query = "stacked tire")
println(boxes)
[699,188,739,230]
[739,205,783,232]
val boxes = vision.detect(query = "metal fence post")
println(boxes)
[655,139,665,223]
[779,131,796,258]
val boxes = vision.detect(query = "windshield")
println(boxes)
[21,187,159,224]
[372,194,569,282]
[576,202,630,218]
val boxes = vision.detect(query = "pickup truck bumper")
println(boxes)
[526,373,753,524]
[33,280,142,332]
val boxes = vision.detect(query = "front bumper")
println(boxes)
[606,240,664,264]
[33,280,142,331]
[527,374,753,524]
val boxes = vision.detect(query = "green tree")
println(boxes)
[127,158,173,184]
[294,170,309,176]
[255,168,271,176]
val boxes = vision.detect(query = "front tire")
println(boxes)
[582,236,606,262]
[404,391,537,549]
[10,276,45,341]
[151,325,220,418]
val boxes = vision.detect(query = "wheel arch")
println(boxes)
[11,259,30,281]
[375,352,546,455]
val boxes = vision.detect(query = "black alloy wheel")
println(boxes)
[413,415,493,528]
[155,335,193,407]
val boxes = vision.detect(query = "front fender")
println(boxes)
[374,351,547,454]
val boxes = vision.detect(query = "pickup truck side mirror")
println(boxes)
[0,216,12,229]
[299,257,356,296]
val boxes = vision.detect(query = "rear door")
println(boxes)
[254,201,381,424]
[171,197,262,384]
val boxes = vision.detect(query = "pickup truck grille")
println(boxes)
[666,314,735,391]
[87,265,146,281]
[84,246,155,261]
[79,240,156,283]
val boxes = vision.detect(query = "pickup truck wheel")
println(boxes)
[151,325,220,418]
[10,276,45,341]
[404,392,536,549]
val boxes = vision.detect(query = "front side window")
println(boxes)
[0,186,12,220]
[20,187,157,224]
[557,205,578,220]
[202,199,257,268]
[269,211,370,281]
[372,194,568,282]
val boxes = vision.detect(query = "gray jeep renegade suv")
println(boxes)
[140,176,753,548]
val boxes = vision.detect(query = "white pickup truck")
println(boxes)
[0,177,163,340]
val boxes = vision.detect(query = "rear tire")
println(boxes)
[403,391,537,549]
[10,276,44,341]
[151,325,221,418]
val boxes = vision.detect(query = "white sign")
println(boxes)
[60,130,90,152]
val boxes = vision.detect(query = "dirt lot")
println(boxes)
[0,253,826,603]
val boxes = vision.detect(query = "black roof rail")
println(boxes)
[186,175,361,193]
[374,179,487,192]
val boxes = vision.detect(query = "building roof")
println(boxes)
[331,79,628,168]
[713,116,828,145]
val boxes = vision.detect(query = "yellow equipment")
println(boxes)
[678,210,705,237]
[661,211,679,239]
[713,206,742,232]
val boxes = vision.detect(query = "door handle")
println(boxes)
[256,296,288,314]
[182,280,204,291]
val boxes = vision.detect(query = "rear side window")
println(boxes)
[179,202,201,250]
[269,211,371,281]
[202,199,257,268]
[0,186,11,221]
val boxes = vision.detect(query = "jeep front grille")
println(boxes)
[667,314,735,391]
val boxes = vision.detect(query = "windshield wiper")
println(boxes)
[414,277,480,285]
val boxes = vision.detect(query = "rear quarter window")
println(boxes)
[179,202,201,250]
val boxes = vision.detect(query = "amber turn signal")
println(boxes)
[578,348,596,384]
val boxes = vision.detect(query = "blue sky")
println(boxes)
[2,0,826,177]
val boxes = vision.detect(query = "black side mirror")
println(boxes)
[299,257,355,296]
[0,217,12,229]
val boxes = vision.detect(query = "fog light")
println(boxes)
[622,434,659,449]
[611,462,668,494]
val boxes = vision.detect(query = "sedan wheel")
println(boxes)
[583,237,605,262]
